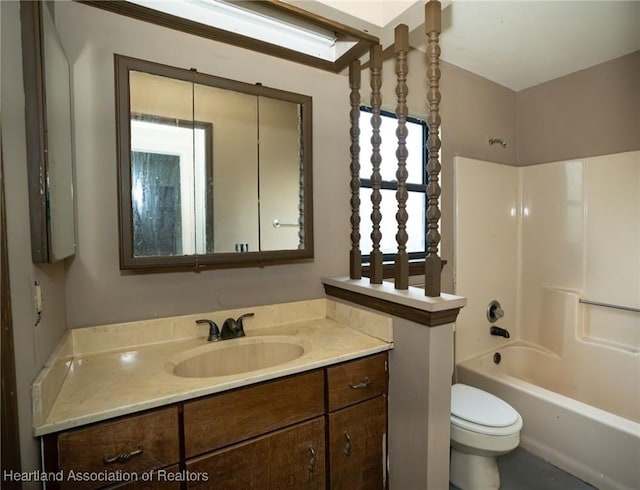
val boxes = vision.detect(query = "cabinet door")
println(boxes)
[186,417,325,489]
[56,407,180,490]
[329,396,387,490]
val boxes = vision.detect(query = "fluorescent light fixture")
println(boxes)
[125,0,359,61]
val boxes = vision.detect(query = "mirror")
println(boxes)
[20,1,76,263]
[115,55,313,270]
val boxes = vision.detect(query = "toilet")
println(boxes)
[450,383,523,490]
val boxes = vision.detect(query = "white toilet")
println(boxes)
[450,383,523,490]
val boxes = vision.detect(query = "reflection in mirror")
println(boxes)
[130,117,212,256]
[259,96,305,252]
[193,83,259,254]
[116,55,313,270]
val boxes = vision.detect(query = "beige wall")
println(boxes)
[1,0,69,475]
[517,51,640,165]
[56,1,350,328]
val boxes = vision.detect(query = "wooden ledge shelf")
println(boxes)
[322,276,465,327]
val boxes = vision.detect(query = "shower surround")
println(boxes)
[453,151,640,489]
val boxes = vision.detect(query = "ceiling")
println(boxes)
[289,1,640,91]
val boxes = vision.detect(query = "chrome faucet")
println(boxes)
[196,319,221,342]
[220,313,255,340]
[490,326,510,338]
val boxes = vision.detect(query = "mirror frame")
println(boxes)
[115,55,314,271]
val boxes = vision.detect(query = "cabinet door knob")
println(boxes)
[308,446,317,472]
[349,377,371,389]
[343,431,352,456]
[103,445,143,464]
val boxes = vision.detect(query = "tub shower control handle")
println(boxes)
[103,445,143,464]
[343,431,352,455]
[487,300,505,323]
[349,377,371,389]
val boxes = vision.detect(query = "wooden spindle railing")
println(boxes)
[346,5,443,298]
[349,60,362,280]
[424,0,442,297]
[368,44,383,284]
[394,24,410,290]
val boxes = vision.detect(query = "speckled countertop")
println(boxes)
[32,299,393,436]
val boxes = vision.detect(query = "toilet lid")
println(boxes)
[451,384,519,427]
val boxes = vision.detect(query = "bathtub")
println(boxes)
[457,342,640,490]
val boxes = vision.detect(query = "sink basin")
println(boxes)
[167,336,309,378]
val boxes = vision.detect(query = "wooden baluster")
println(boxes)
[394,24,410,290]
[424,0,442,297]
[349,60,362,279]
[369,45,383,284]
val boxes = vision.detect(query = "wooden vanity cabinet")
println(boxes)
[328,397,387,489]
[111,466,182,490]
[327,354,388,490]
[42,352,388,490]
[186,417,326,489]
[183,370,326,489]
[43,406,180,490]
[183,370,325,458]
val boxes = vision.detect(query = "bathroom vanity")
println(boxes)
[33,299,392,489]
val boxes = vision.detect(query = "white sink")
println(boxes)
[167,336,309,378]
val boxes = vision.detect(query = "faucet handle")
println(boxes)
[235,313,254,333]
[196,319,220,342]
[487,300,505,323]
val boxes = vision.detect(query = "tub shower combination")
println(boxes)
[454,152,640,490]
[458,338,639,490]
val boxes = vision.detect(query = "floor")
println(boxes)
[449,448,597,490]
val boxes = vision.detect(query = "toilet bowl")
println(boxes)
[450,383,522,490]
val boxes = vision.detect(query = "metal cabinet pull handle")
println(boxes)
[103,445,143,464]
[308,446,316,472]
[343,431,352,456]
[349,377,371,389]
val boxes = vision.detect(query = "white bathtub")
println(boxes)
[457,342,640,490]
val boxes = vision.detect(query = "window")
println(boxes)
[358,106,427,263]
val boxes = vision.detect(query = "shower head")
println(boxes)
[489,138,507,148]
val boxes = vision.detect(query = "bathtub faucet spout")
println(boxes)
[490,326,510,338]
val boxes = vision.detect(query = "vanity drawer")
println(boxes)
[186,417,326,489]
[183,370,325,457]
[327,353,388,411]
[57,407,179,489]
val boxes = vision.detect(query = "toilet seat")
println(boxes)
[451,384,522,436]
